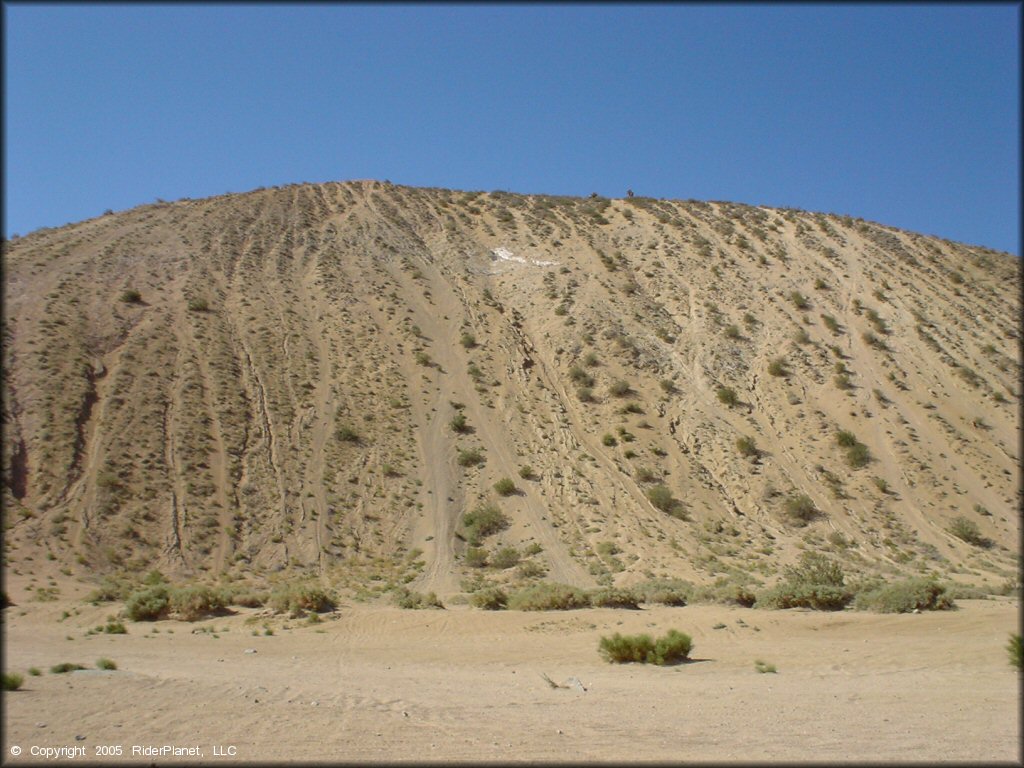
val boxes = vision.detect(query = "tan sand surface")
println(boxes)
[3,578,1019,763]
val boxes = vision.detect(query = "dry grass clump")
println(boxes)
[599,629,692,665]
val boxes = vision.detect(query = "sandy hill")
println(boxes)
[2,181,1019,597]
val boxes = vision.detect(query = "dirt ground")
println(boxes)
[2,575,1019,764]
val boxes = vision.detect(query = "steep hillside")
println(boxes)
[2,181,1019,596]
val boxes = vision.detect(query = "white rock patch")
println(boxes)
[490,246,557,268]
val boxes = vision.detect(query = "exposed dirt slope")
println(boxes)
[2,181,1019,594]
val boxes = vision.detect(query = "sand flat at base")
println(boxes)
[3,589,1019,763]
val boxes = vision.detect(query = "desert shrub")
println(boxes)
[515,560,547,579]
[647,484,684,518]
[96,658,117,671]
[836,430,858,447]
[267,583,335,617]
[821,314,840,333]
[568,365,595,387]
[507,582,590,611]
[392,587,444,609]
[599,633,653,663]
[460,332,477,349]
[450,412,469,433]
[187,298,209,312]
[633,578,691,606]
[845,442,871,468]
[168,585,228,621]
[707,580,757,607]
[123,585,170,621]
[336,425,361,443]
[470,587,507,610]
[758,552,851,611]
[736,436,758,457]
[948,516,988,546]
[518,465,535,480]
[493,477,517,496]
[587,587,640,609]
[462,503,509,542]
[415,351,432,366]
[457,447,485,467]
[767,357,787,377]
[1009,634,1022,670]
[724,324,741,339]
[120,289,142,304]
[86,576,132,603]
[227,587,268,608]
[608,379,632,397]
[783,493,816,525]
[754,659,777,674]
[852,578,954,613]
[3,673,24,690]
[490,546,520,570]
[464,546,489,567]
[834,373,852,390]
[577,386,594,402]
[716,386,738,406]
[602,433,618,447]
[50,663,87,674]
[102,619,127,634]
[789,291,809,309]
[599,629,692,665]
[757,582,851,611]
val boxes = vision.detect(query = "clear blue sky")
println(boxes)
[4,3,1020,254]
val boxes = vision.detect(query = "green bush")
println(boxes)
[647,484,683,517]
[392,588,444,609]
[50,663,87,674]
[3,672,24,690]
[568,365,595,387]
[845,442,871,468]
[102,619,127,634]
[123,585,170,621]
[336,425,361,443]
[599,629,692,665]
[599,632,654,663]
[836,430,858,447]
[493,477,517,496]
[783,493,816,525]
[767,357,787,377]
[490,546,520,570]
[96,658,117,671]
[587,588,640,609]
[457,447,485,467]
[450,412,469,433]
[464,546,489,568]
[608,379,632,397]
[716,386,738,406]
[460,332,477,349]
[1009,634,1022,670]
[790,291,809,309]
[462,503,509,543]
[852,578,954,613]
[168,585,228,621]
[470,587,507,610]
[518,465,535,480]
[948,516,987,546]
[267,583,335,617]
[120,289,142,304]
[736,436,758,457]
[633,579,690,606]
[508,582,590,611]
[602,433,618,447]
[758,552,851,611]
[187,298,209,312]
